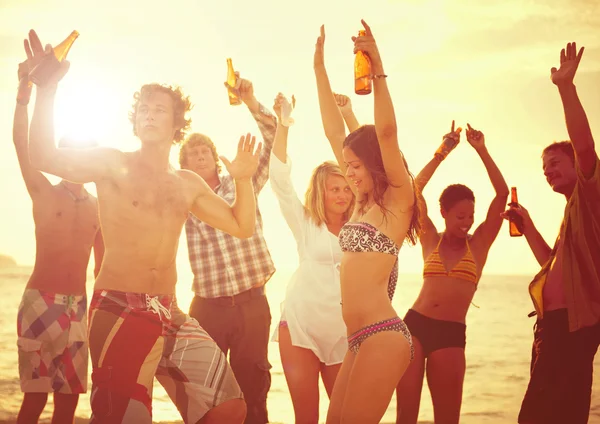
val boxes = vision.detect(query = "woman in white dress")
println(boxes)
[270,93,358,423]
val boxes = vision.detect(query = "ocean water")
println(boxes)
[1,266,600,424]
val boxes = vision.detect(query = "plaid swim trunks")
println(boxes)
[88,289,243,424]
[17,288,88,394]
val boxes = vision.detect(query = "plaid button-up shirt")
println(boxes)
[185,103,277,298]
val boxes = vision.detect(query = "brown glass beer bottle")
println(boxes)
[354,30,372,95]
[509,187,524,237]
[226,58,242,106]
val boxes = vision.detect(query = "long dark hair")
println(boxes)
[343,125,421,245]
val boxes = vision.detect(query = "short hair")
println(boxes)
[179,133,222,174]
[343,125,421,246]
[542,141,575,164]
[128,83,192,144]
[439,184,475,212]
[304,161,356,227]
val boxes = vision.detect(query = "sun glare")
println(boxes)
[52,77,122,148]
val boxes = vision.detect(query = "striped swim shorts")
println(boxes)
[88,289,243,423]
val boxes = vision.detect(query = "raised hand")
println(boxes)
[27,29,70,86]
[220,133,262,181]
[465,123,485,150]
[273,92,285,120]
[333,93,352,112]
[314,25,325,68]
[436,120,462,160]
[352,20,382,72]
[16,40,35,105]
[551,42,584,87]
[18,40,34,81]
[237,77,256,105]
[272,92,295,121]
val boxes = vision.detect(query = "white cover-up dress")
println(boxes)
[270,155,347,365]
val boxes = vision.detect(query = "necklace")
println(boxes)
[60,181,89,202]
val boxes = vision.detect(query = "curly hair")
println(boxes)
[439,184,475,212]
[343,125,421,246]
[179,133,222,174]
[128,83,193,144]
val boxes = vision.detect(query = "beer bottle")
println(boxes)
[354,30,371,95]
[509,187,524,237]
[226,58,242,106]
[435,127,462,160]
[29,30,79,86]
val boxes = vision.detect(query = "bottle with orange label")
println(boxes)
[29,30,79,86]
[354,30,372,95]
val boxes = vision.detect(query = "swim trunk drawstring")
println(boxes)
[146,295,172,320]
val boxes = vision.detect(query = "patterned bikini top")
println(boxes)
[423,235,478,285]
[338,221,400,256]
[338,221,400,300]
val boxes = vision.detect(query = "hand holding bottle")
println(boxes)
[501,202,531,235]
[27,29,74,87]
[352,20,382,74]
[435,120,462,160]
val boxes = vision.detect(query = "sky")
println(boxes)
[0,0,599,278]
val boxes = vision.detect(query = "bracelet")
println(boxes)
[371,74,388,79]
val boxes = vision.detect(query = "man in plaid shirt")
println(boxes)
[179,76,276,424]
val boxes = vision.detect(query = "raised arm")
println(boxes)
[237,77,278,193]
[501,204,552,266]
[189,133,260,238]
[334,93,360,133]
[269,93,308,241]
[415,157,442,252]
[13,50,52,197]
[272,93,290,164]
[551,42,597,178]
[27,30,124,183]
[416,121,461,192]
[468,124,510,251]
[314,25,347,172]
[353,20,411,203]
[415,123,460,252]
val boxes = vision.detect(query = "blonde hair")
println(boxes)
[304,161,355,227]
[179,133,222,174]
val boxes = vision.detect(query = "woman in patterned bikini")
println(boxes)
[395,122,509,424]
[314,21,421,423]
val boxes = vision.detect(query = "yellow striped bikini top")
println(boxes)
[423,235,478,285]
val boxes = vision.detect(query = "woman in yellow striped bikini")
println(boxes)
[395,122,509,424]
